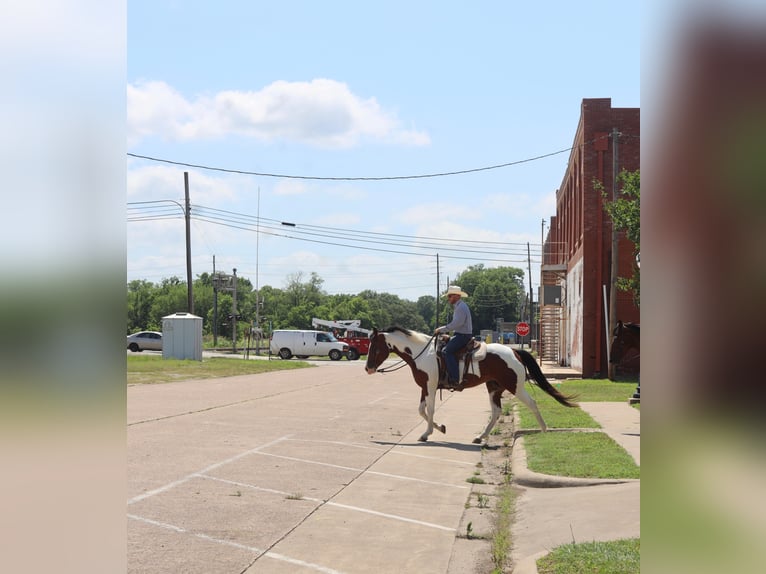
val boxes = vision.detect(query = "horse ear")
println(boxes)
[370,328,378,338]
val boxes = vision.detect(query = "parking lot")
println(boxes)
[128,359,494,573]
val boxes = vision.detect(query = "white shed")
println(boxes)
[162,312,203,361]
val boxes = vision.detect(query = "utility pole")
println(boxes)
[212,255,218,347]
[184,172,193,314]
[608,128,620,379]
[435,253,440,330]
[232,267,238,354]
[527,242,534,349]
[255,187,261,355]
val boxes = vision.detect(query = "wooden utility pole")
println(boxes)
[232,267,238,353]
[527,241,533,329]
[435,253,440,330]
[213,255,217,346]
[608,128,620,379]
[184,172,193,314]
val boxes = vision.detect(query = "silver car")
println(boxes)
[127,331,163,352]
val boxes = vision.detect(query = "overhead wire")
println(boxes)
[126,140,596,181]
[128,201,543,262]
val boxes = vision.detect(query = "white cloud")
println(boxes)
[273,180,309,196]
[396,202,482,225]
[127,78,430,149]
[127,164,237,203]
[314,212,362,227]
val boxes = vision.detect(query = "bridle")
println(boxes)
[371,332,437,373]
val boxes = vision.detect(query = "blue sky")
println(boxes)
[127,1,640,301]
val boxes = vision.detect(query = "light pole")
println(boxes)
[631,252,641,404]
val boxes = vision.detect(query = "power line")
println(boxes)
[128,202,542,255]
[126,136,613,181]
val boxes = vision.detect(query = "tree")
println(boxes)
[416,295,436,330]
[451,265,526,331]
[601,169,641,306]
[127,279,156,333]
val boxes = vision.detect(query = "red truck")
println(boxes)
[311,318,371,361]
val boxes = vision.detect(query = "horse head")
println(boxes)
[365,328,390,374]
[609,320,640,364]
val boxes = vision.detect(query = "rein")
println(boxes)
[376,333,437,373]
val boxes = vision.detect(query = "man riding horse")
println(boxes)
[434,285,473,391]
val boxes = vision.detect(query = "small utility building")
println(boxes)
[162,312,203,361]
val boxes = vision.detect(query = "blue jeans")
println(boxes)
[444,333,473,382]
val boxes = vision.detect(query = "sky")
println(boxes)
[127,1,640,302]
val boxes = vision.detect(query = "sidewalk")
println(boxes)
[509,400,640,574]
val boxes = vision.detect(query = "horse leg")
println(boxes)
[514,382,547,432]
[418,382,445,442]
[473,384,503,444]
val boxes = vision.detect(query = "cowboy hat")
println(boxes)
[443,285,468,297]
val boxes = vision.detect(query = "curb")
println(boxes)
[508,410,640,573]
[510,433,640,488]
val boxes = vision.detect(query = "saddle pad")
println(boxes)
[472,341,487,361]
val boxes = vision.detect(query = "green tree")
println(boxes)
[357,290,429,332]
[450,265,526,331]
[148,277,188,329]
[127,279,157,333]
[601,169,641,306]
[416,295,436,330]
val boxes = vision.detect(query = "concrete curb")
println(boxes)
[510,433,640,489]
[508,408,640,573]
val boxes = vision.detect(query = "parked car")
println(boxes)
[127,331,163,352]
[269,329,348,360]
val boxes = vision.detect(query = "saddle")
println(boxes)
[436,335,487,389]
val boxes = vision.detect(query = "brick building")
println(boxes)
[540,98,640,377]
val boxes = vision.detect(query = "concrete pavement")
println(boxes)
[128,361,501,574]
[127,356,639,573]
[508,393,640,574]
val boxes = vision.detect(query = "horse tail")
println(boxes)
[516,349,578,407]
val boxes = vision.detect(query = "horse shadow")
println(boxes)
[370,440,498,452]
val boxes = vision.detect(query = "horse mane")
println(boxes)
[383,326,430,343]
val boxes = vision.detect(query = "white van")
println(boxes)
[269,329,349,361]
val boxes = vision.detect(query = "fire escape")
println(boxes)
[540,242,567,364]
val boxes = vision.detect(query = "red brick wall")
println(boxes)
[546,98,640,377]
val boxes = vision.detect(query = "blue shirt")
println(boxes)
[440,299,472,335]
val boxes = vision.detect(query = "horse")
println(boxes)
[364,327,578,444]
[610,320,640,400]
[609,321,640,366]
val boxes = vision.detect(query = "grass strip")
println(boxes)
[514,378,637,429]
[523,431,640,479]
[127,355,312,384]
[536,537,639,574]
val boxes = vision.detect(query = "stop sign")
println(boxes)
[516,322,530,337]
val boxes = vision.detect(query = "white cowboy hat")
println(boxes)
[443,285,468,297]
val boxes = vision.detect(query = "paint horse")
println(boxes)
[610,320,640,400]
[364,327,577,444]
[609,321,640,366]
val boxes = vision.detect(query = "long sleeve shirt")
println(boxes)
[439,299,473,335]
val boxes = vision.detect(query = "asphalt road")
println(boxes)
[128,359,496,573]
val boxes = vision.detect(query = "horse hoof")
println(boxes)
[438,425,446,434]
[418,435,428,442]
[472,437,483,445]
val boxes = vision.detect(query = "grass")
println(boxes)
[536,538,640,574]
[514,378,637,429]
[127,354,312,384]
[490,479,520,573]
[513,378,640,479]
[523,432,640,479]
[554,378,638,401]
